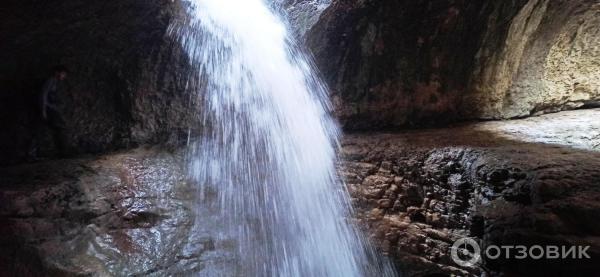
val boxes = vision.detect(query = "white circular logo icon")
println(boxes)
[451,238,482,267]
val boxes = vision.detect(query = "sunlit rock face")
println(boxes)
[0,0,199,165]
[307,0,600,130]
[466,0,600,119]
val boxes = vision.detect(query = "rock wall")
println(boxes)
[307,0,600,130]
[307,0,501,130]
[274,0,332,38]
[466,0,600,119]
[4,0,597,164]
[2,0,598,164]
[0,0,201,165]
[1,2,599,275]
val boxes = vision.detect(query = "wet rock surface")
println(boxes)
[1,110,599,276]
[341,110,600,276]
[0,149,235,276]
[1,0,598,276]
[275,0,332,38]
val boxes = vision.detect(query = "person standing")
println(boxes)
[41,65,69,155]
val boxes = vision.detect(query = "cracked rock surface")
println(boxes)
[341,109,600,276]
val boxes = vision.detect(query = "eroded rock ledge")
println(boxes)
[341,110,600,276]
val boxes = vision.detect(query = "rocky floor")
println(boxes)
[341,109,600,276]
[0,149,236,276]
[0,109,599,276]
[478,109,600,151]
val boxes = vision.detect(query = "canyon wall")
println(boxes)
[307,0,600,130]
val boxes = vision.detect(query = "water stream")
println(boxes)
[170,0,396,276]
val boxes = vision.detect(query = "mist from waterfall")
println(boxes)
[170,0,396,276]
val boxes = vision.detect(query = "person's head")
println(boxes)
[52,65,69,80]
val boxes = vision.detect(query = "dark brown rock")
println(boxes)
[0,148,235,276]
[307,0,513,130]
[340,110,600,276]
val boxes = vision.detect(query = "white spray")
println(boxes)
[170,0,396,276]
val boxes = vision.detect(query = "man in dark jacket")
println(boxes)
[41,65,69,154]
[41,65,68,119]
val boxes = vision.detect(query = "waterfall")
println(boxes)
[170,0,396,276]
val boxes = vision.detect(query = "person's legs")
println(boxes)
[27,117,44,159]
[46,110,68,157]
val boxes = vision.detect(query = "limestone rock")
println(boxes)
[466,0,600,119]
[2,110,599,276]
[307,0,497,130]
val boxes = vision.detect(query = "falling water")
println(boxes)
[170,0,395,276]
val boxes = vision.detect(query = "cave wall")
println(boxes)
[307,0,600,130]
[1,1,599,276]
[2,0,598,163]
[0,0,200,165]
[466,0,600,119]
[307,0,513,130]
